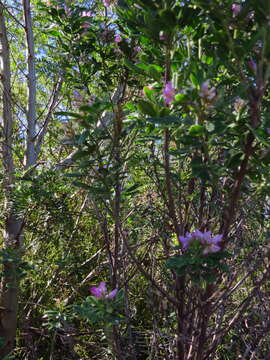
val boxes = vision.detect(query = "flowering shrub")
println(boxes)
[74,282,123,326]
[44,0,270,357]
[166,230,228,285]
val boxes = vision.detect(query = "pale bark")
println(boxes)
[36,76,63,155]
[23,0,37,167]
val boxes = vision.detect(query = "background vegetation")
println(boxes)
[0,0,270,359]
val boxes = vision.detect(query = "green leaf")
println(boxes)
[47,29,61,37]
[159,9,177,29]
[143,86,155,100]
[246,124,270,146]
[166,255,190,270]
[201,55,213,65]
[147,115,180,125]
[55,111,82,119]
[188,125,204,136]
[147,65,161,81]
[191,156,210,180]
[72,151,89,161]
[72,181,92,190]
[227,152,243,168]
[174,93,186,103]
[78,130,89,145]
[124,58,145,75]
[64,173,83,178]
[79,102,110,113]
[137,100,156,116]
[190,73,199,87]
[123,183,141,195]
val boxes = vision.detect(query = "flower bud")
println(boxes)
[232,3,241,17]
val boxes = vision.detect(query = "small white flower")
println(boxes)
[234,97,246,113]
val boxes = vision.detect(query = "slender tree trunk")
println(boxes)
[0,4,22,357]
[23,0,37,167]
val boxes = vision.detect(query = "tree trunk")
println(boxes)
[23,0,37,167]
[0,4,22,357]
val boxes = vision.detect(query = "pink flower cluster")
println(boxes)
[179,230,222,255]
[163,81,176,105]
[90,281,117,299]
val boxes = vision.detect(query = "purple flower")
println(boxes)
[81,11,92,17]
[179,230,222,255]
[90,282,117,299]
[106,289,118,298]
[202,233,222,255]
[211,234,223,244]
[134,46,141,54]
[103,0,111,7]
[202,243,221,255]
[266,128,270,135]
[232,3,241,17]
[114,34,122,44]
[90,281,107,298]
[163,81,176,105]
[194,230,212,244]
[200,80,216,101]
[179,232,193,250]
